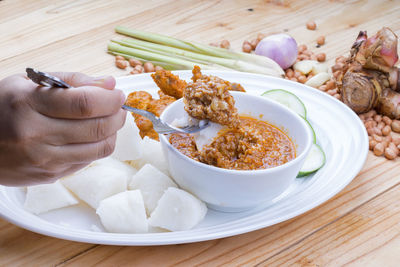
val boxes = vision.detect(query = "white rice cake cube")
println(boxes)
[148,187,207,231]
[96,190,148,233]
[128,164,177,215]
[24,180,78,214]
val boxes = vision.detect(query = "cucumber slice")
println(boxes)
[261,89,307,118]
[303,118,316,144]
[297,144,326,177]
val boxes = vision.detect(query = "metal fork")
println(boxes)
[25,68,209,134]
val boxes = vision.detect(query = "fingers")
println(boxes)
[30,86,126,119]
[52,134,118,164]
[49,72,116,90]
[45,109,126,145]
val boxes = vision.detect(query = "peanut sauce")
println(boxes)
[170,116,296,170]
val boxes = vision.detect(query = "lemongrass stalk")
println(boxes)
[115,39,217,66]
[108,43,215,70]
[113,39,278,76]
[108,51,189,70]
[114,26,284,76]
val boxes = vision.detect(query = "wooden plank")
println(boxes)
[0,218,96,266]
[0,0,165,62]
[257,184,400,267]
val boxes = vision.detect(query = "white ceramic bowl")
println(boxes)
[160,91,313,212]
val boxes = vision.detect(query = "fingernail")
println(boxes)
[91,75,116,90]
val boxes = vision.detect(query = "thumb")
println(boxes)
[49,72,116,90]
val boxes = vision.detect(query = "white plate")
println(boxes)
[0,71,368,245]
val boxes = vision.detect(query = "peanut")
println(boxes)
[298,75,307,84]
[369,139,377,150]
[306,21,317,30]
[332,63,344,72]
[391,120,400,133]
[373,114,382,122]
[373,134,383,142]
[392,136,400,145]
[115,55,124,61]
[318,85,327,91]
[373,143,385,156]
[129,58,142,67]
[116,60,128,69]
[250,39,258,49]
[298,44,307,53]
[316,53,326,62]
[155,66,164,71]
[333,71,341,79]
[382,125,391,136]
[325,80,336,90]
[285,68,294,78]
[257,33,266,42]
[364,120,377,128]
[130,70,140,75]
[365,110,377,118]
[367,127,375,136]
[134,65,144,73]
[384,147,397,160]
[327,89,336,96]
[242,42,252,53]
[316,36,325,45]
[220,39,230,49]
[382,116,392,125]
[374,127,383,136]
[298,54,309,60]
[377,121,385,130]
[389,142,399,154]
[143,62,155,73]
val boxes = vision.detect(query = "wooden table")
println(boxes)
[1,0,400,266]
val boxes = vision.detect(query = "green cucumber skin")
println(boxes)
[261,89,324,178]
[261,89,307,119]
[297,143,326,178]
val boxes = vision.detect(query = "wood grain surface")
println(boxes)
[1,0,400,266]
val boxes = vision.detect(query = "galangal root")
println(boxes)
[337,27,400,118]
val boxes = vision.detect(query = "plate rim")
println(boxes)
[0,70,369,245]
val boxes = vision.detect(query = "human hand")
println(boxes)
[0,72,126,186]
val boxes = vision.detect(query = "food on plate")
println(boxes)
[111,112,143,161]
[337,27,399,117]
[151,70,186,99]
[184,66,240,127]
[261,89,307,118]
[129,136,169,175]
[61,163,128,209]
[166,67,296,170]
[297,144,326,177]
[255,33,298,69]
[171,116,296,170]
[128,163,177,214]
[24,180,78,215]
[24,132,208,233]
[125,89,176,140]
[96,190,148,233]
[148,187,207,231]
